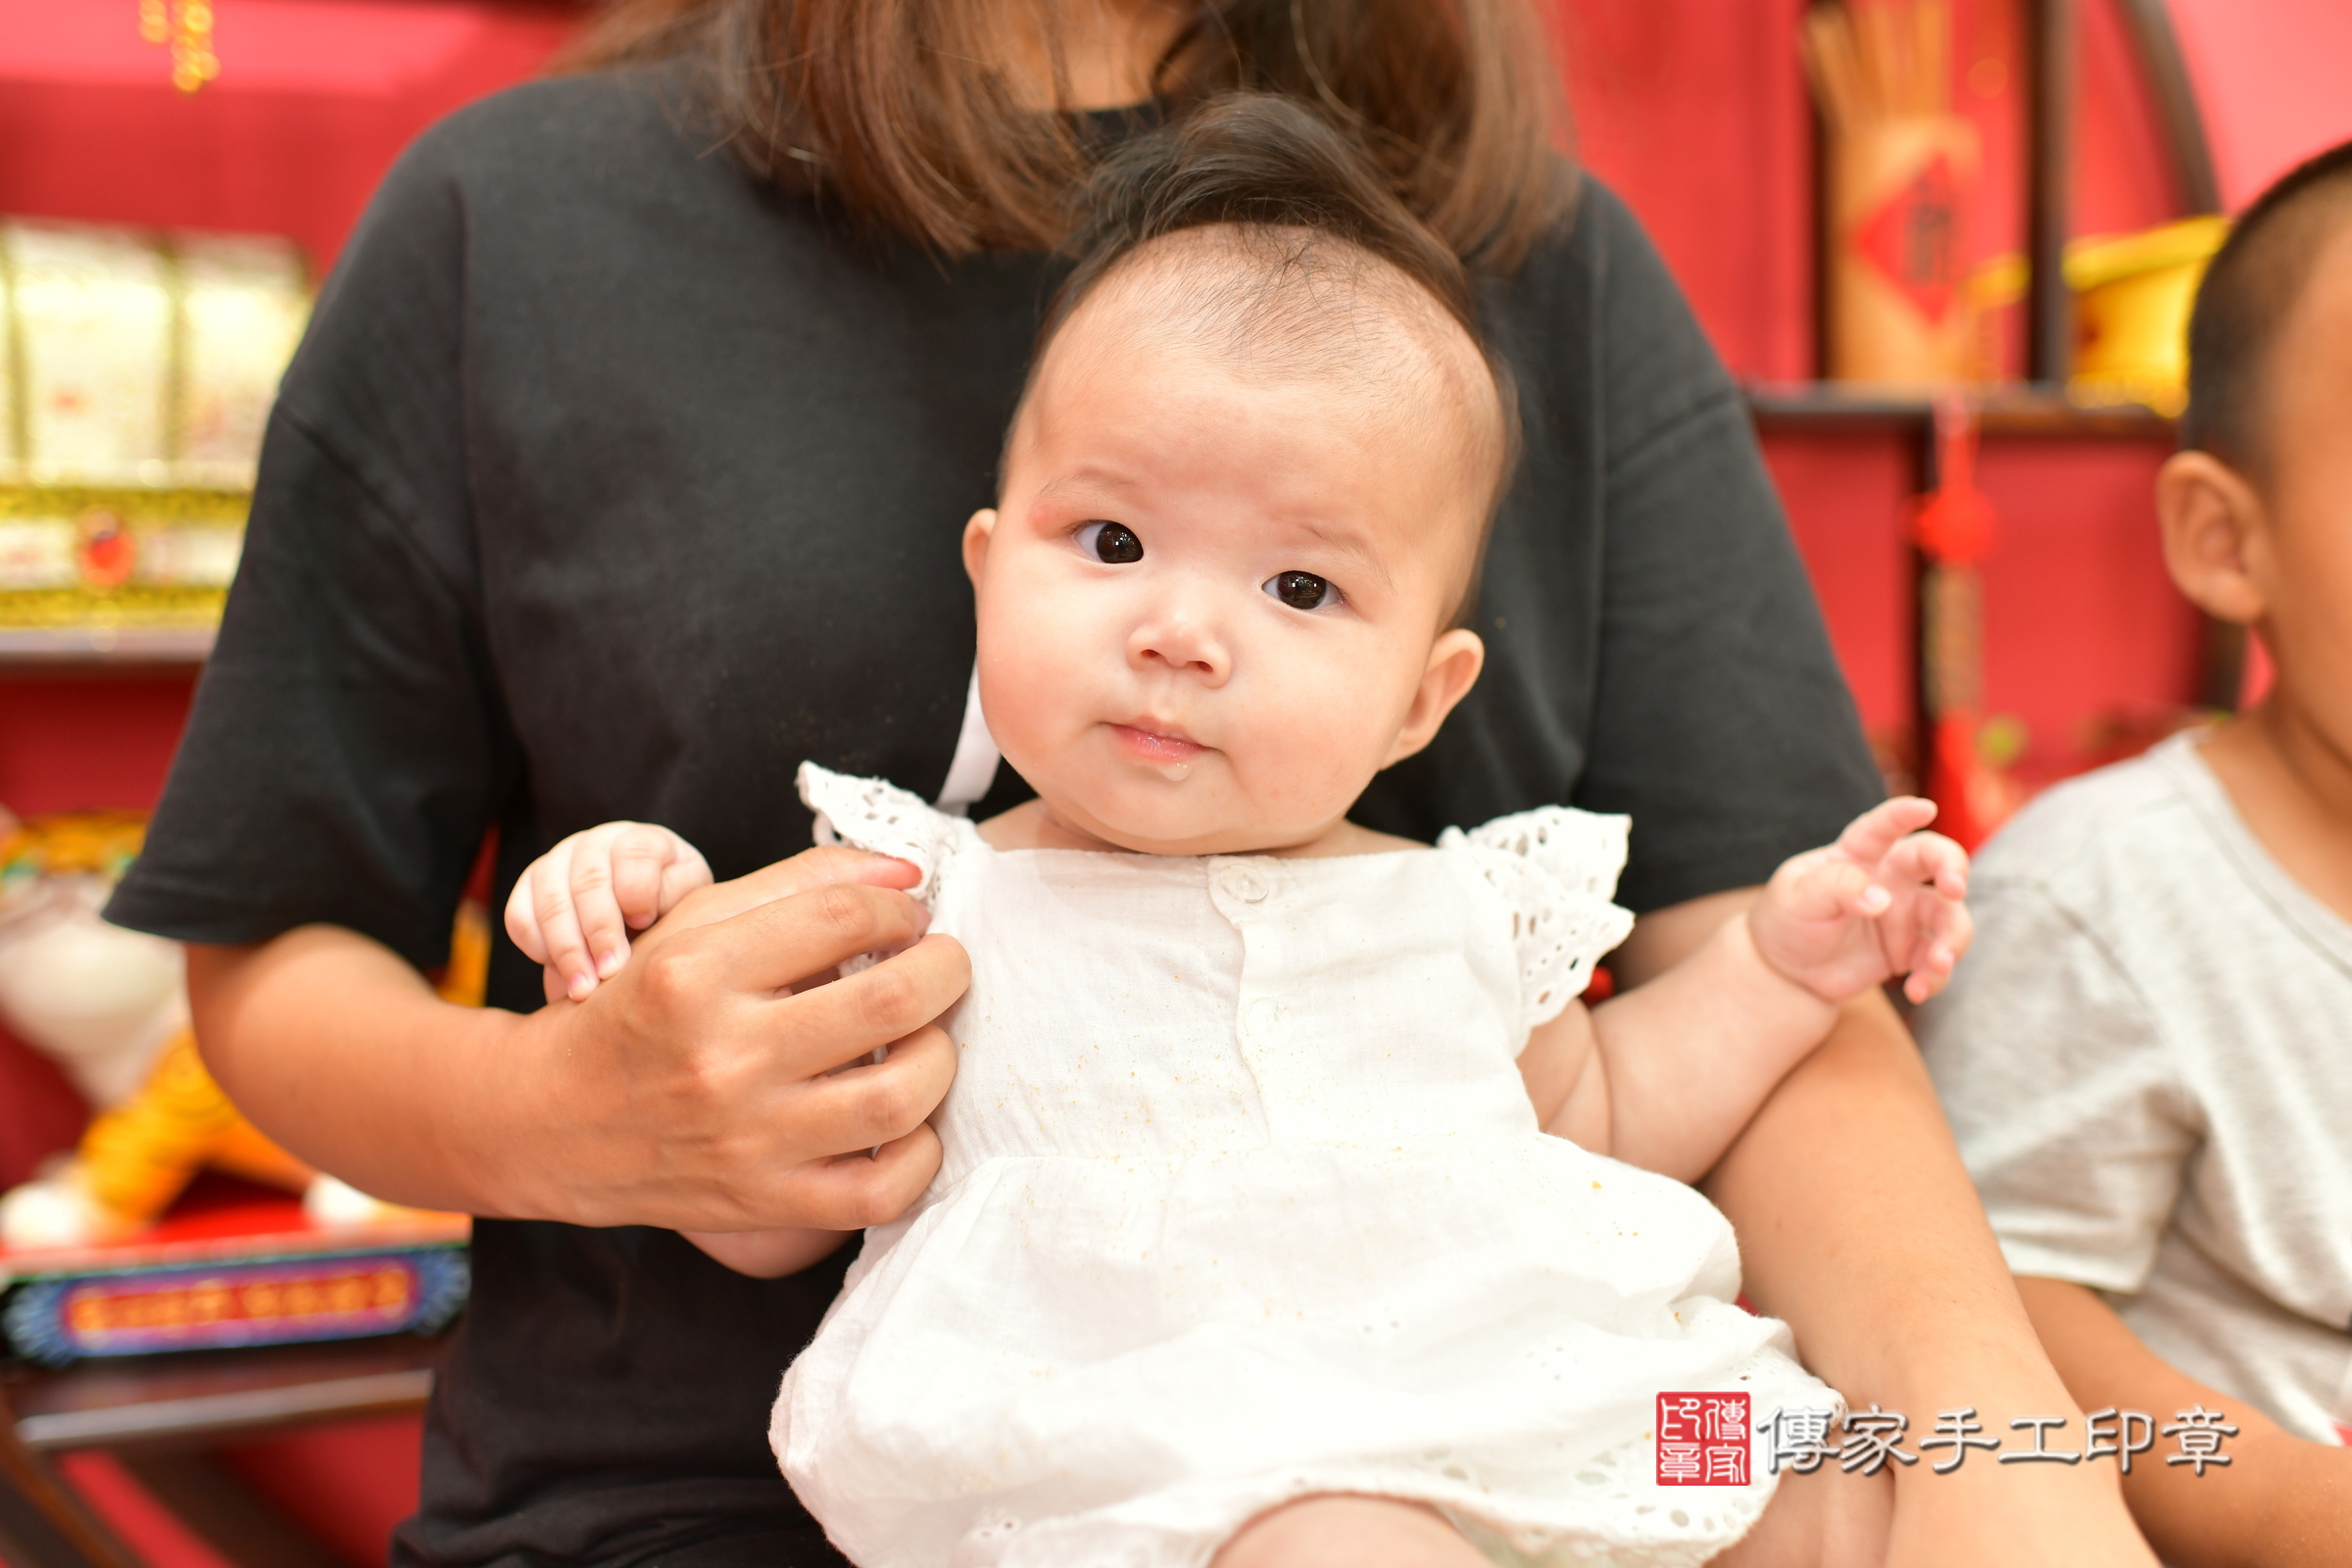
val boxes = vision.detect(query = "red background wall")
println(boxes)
[3,0,2350,1561]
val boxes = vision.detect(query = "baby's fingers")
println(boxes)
[567,839,639,984]
[656,841,715,918]
[528,847,604,1002]
[1833,797,1938,872]
[1901,889,1976,1004]
[1782,853,1892,924]
[1884,829,1970,899]
[609,825,699,932]
[504,861,552,965]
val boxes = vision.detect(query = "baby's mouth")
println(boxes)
[1111,723,1204,781]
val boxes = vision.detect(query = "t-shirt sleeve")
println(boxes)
[105,122,517,973]
[1916,876,2202,1295]
[1568,190,1883,911]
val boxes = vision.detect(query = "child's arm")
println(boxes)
[1521,797,1969,1181]
[504,821,714,1001]
[2018,1275,2352,1568]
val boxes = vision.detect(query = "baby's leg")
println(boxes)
[1214,1495,1486,1568]
[1706,1462,1892,1568]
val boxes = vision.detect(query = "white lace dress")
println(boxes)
[773,766,1835,1568]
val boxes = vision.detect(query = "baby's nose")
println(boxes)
[1130,611,1230,683]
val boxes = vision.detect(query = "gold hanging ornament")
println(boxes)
[138,0,220,94]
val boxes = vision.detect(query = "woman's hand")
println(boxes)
[1748,797,1972,1005]
[188,846,967,1237]
[514,849,962,1231]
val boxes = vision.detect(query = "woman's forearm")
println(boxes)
[1701,993,2053,1398]
[1703,993,2151,1564]
[189,928,541,1215]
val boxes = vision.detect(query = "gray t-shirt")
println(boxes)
[1920,731,2352,1444]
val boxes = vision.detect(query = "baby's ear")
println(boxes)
[1385,628,1486,768]
[962,509,998,590]
[2157,452,2268,624]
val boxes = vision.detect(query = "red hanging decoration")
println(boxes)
[1908,393,2004,851]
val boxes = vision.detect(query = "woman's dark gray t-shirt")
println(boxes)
[109,65,1880,1568]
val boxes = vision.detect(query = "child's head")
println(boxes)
[2161,139,2352,720]
[962,95,1513,855]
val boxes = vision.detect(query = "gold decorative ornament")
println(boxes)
[138,0,220,95]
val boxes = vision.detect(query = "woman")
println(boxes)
[108,3,2151,1564]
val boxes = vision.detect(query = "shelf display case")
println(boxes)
[1,7,577,1566]
[0,216,312,666]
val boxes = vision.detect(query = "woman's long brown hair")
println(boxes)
[561,1,1569,269]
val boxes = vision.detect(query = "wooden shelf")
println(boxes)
[1743,382,2178,439]
[5,1334,442,1453]
[0,626,214,668]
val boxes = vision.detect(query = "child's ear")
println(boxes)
[962,509,998,590]
[1384,628,1486,768]
[2157,452,2269,624]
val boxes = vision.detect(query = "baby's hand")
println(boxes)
[1748,797,1971,1005]
[504,822,714,1002]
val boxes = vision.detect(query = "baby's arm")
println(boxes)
[507,822,856,1277]
[1521,798,1969,1182]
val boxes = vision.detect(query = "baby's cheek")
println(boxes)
[978,608,1114,782]
[1234,666,1396,810]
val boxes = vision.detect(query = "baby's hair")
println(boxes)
[1016,93,1522,624]
[2182,137,2352,481]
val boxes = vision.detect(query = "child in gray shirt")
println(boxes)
[1920,137,2352,1567]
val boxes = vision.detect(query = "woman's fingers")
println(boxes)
[709,880,944,1000]
[770,1121,947,1233]
[759,933,969,1080]
[777,1021,961,1164]
[657,846,921,935]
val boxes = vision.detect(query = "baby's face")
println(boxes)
[965,277,1494,856]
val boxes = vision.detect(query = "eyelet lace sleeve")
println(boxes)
[795,762,970,904]
[1439,806,1636,1034]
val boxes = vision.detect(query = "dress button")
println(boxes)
[1221,865,1271,904]
[1246,996,1289,1043]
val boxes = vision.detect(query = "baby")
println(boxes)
[508,99,1968,1568]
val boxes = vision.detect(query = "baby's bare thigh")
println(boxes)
[1213,1495,1488,1568]
[1707,1463,1893,1568]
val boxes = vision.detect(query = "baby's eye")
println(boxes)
[1264,570,1337,612]
[1077,521,1143,564]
